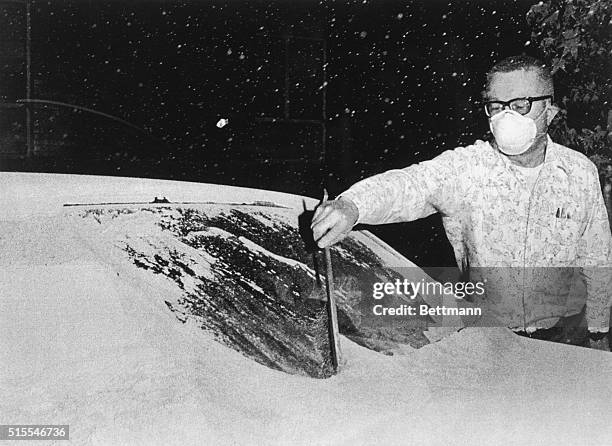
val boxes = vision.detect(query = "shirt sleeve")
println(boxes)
[338,147,469,225]
[577,168,612,333]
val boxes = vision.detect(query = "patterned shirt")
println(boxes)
[340,136,612,332]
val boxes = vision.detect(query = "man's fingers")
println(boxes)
[314,213,348,248]
[311,212,336,242]
[310,198,358,248]
[317,224,348,248]
[311,202,333,227]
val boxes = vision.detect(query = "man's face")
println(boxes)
[485,68,552,136]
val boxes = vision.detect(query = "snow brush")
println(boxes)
[322,189,342,373]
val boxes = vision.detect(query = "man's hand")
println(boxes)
[310,197,359,248]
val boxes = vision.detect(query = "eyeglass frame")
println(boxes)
[483,95,553,117]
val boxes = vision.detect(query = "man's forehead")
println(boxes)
[486,69,549,100]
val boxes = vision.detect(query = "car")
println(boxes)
[1,171,611,445]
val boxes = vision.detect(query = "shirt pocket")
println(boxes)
[552,217,582,247]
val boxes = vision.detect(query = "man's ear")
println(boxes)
[546,104,560,126]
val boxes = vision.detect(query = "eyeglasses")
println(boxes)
[484,95,552,117]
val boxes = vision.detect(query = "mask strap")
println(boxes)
[531,103,553,141]
[532,104,549,122]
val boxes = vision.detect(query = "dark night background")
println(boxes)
[0,0,541,266]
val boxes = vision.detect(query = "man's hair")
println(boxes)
[484,54,554,97]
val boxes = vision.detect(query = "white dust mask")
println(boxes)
[489,107,547,156]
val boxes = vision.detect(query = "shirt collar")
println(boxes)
[543,135,572,176]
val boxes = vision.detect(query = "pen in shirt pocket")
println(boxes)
[555,206,572,219]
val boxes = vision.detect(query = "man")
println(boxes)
[311,55,612,349]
